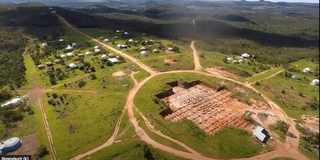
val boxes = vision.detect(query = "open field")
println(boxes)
[134,73,273,158]
[80,140,189,160]
[43,92,125,160]
[253,60,319,119]
[142,54,194,72]
[247,67,283,84]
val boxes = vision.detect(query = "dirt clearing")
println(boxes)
[164,59,177,65]
[206,67,239,79]
[7,133,39,156]
[112,70,127,77]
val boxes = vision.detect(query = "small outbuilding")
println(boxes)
[241,53,251,59]
[94,46,99,49]
[303,67,312,73]
[66,45,73,50]
[42,43,47,47]
[1,97,22,108]
[226,57,234,63]
[140,51,148,57]
[101,54,108,60]
[253,126,270,143]
[128,39,133,43]
[68,63,78,70]
[94,48,101,53]
[292,75,298,79]
[140,47,147,51]
[67,53,74,57]
[37,64,45,69]
[238,59,244,64]
[103,39,109,43]
[124,32,130,35]
[153,49,159,53]
[78,54,84,57]
[54,59,61,64]
[108,58,119,63]
[60,55,66,59]
[114,36,119,39]
[46,62,54,67]
[168,47,174,51]
[311,79,319,86]
[108,53,115,58]
[72,43,77,47]
[59,39,64,42]
[0,137,22,154]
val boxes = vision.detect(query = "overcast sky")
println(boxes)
[246,0,319,3]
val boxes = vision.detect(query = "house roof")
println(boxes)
[85,51,91,55]
[241,53,250,58]
[0,137,20,148]
[94,46,99,49]
[69,63,77,68]
[67,53,74,56]
[101,54,108,59]
[253,126,270,143]
[94,48,101,53]
[108,58,119,63]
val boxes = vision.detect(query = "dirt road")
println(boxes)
[190,41,202,71]
[249,69,285,85]
[56,15,308,160]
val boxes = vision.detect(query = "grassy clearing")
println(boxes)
[33,106,51,160]
[142,54,194,72]
[23,54,38,88]
[80,139,189,160]
[247,67,283,84]
[43,92,125,160]
[134,73,272,158]
[195,41,271,78]
[269,121,289,142]
[253,61,319,119]
[134,70,150,83]
[134,109,189,152]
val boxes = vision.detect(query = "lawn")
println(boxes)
[133,72,272,158]
[23,54,39,89]
[134,70,150,83]
[80,140,189,160]
[253,60,319,119]
[43,92,125,160]
[141,54,194,72]
[195,41,272,78]
[247,67,283,84]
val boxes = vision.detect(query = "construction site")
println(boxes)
[157,81,262,134]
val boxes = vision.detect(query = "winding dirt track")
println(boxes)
[54,15,309,160]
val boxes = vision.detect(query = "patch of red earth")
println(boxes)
[206,67,239,79]
[164,59,177,65]
[164,50,174,54]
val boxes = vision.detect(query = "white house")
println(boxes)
[59,39,64,42]
[241,53,251,59]
[67,53,74,57]
[253,126,270,143]
[292,75,298,79]
[114,36,119,39]
[168,47,174,51]
[101,54,108,60]
[238,59,244,64]
[69,63,78,70]
[103,39,109,43]
[117,44,121,48]
[121,44,127,48]
[128,39,133,42]
[1,97,22,108]
[72,43,77,47]
[60,54,66,59]
[140,47,147,51]
[303,67,312,73]
[108,58,119,63]
[116,30,120,33]
[42,43,47,47]
[226,57,234,63]
[124,32,129,35]
[311,79,319,86]
[140,51,148,57]
[85,51,91,56]
[94,48,101,53]
[153,49,159,53]
[94,46,99,49]
[66,45,73,50]
[37,64,45,69]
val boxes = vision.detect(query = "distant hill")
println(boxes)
[76,4,139,15]
[139,3,196,19]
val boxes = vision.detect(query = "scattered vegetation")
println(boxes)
[269,121,289,141]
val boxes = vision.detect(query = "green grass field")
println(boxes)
[80,140,189,160]
[133,72,272,158]
[247,67,283,84]
[134,70,150,82]
[142,54,194,72]
[23,54,39,88]
[43,92,125,160]
[253,60,319,119]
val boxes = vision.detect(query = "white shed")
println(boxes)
[108,58,119,63]
[226,57,234,63]
[72,43,77,47]
[108,53,115,58]
[69,63,78,70]
[67,53,74,57]
[311,79,319,86]
[292,75,298,79]
[253,126,270,143]
[94,46,99,49]
[128,39,133,42]
[42,43,47,47]
[168,47,174,51]
[103,39,109,43]
[60,55,66,59]
[303,68,312,73]
[59,39,64,42]
[124,32,129,35]
[85,51,91,56]
[94,48,101,53]
[140,51,148,57]
[241,53,250,59]
[66,45,73,50]
[101,54,108,60]
[238,59,244,64]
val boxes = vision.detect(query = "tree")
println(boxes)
[37,145,49,158]
[90,73,97,80]
[78,81,86,88]
[106,61,113,66]
[172,46,180,52]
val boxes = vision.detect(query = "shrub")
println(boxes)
[37,145,49,158]
[90,73,97,80]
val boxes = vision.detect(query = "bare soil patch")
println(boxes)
[112,70,127,77]
[164,59,177,65]
[206,67,239,79]
[7,133,39,156]
[300,114,319,133]
[161,83,266,134]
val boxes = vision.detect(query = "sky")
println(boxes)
[246,0,319,3]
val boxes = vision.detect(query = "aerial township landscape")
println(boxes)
[0,0,319,160]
